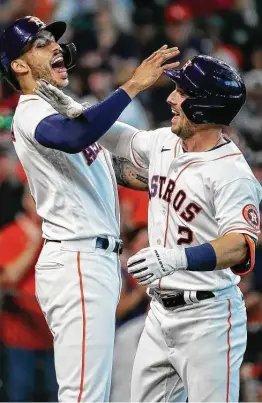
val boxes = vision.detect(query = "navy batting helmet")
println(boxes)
[164,55,246,125]
[0,16,76,90]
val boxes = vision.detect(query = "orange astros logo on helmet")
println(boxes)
[26,16,45,28]
[242,204,260,230]
[182,60,192,71]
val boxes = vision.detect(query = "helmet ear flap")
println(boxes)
[181,96,243,125]
[0,56,20,90]
[61,43,77,70]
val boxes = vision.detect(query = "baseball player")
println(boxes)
[37,55,262,402]
[0,16,180,402]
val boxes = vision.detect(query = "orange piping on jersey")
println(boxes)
[174,139,180,158]
[174,152,242,186]
[163,152,243,247]
[177,152,242,186]
[213,152,242,162]
[130,131,145,168]
[231,234,255,276]
[164,203,170,248]
[226,299,232,403]
[77,252,86,403]
[223,227,260,237]
[102,149,118,223]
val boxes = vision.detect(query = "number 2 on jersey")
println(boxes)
[177,225,193,245]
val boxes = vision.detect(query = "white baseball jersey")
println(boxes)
[12,95,120,240]
[129,127,262,292]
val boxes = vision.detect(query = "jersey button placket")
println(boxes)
[162,161,179,247]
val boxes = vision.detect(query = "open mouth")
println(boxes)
[51,55,68,78]
[171,107,180,122]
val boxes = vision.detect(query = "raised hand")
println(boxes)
[121,45,180,98]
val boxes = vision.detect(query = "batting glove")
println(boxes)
[34,79,84,119]
[127,246,188,285]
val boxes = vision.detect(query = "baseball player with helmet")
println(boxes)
[0,16,180,402]
[38,55,262,402]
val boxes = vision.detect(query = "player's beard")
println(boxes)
[30,63,67,89]
[172,114,196,140]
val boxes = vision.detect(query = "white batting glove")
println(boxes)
[127,246,188,286]
[34,79,84,119]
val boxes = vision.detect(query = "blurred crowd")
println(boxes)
[0,0,262,401]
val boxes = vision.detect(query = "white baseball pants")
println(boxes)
[35,238,121,402]
[131,286,246,402]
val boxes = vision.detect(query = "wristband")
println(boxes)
[185,243,217,271]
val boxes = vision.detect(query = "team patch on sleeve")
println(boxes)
[242,204,260,230]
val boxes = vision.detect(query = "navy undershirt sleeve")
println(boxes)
[35,88,131,153]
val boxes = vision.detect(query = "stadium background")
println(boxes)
[0,0,262,401]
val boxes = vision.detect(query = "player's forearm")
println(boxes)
[185,233,251,273]
[210,233,248,269]
[120,79,143,99]
[35,89,132,153]
[112,155,148,190]
[2,240,41,284]
[127,234,254,285]
[99,121,139,160]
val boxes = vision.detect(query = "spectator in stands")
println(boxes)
[116,224,149,328]
[144,2,209,126]
[0,186,57,402]
[252,207,262,293]
[0,143,24,229]
[73,2,140,83]
[182,0,236,17]
[55,0,135,31]
[73,63,150,129]
[144,2,208,66]
[132,7,158,60]
[239,276,262,401]
[31,0,56,23]
[118,179,149,240]
[111,224,150,402]
[258,369,262,402]
[0,0,34,30]
[233,45,262,167]
[110,314,146,402]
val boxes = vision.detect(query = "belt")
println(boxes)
[154,290,215,309]
[45,237,123,255]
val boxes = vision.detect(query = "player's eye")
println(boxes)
[35,39,47,48]
[36,43,46,48]
[176,88,185,97]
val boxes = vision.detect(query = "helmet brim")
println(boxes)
[164,69,182,83]
[164,68,199,97]
[44,21,67,42]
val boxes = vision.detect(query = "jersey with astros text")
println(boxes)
[129,127,262,292]
[12,95,120,241]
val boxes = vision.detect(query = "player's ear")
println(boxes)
[11,58,29,74]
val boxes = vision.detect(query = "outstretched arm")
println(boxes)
[34,46,180,153]
[112,155,148,190]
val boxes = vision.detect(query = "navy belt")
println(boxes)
[154,290,215,309]
[95,237,123,255]
[45,237,123,255]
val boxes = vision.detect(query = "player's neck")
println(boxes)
[22,85,36,95]
[19,77,37,95]
[183,127,224,152]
